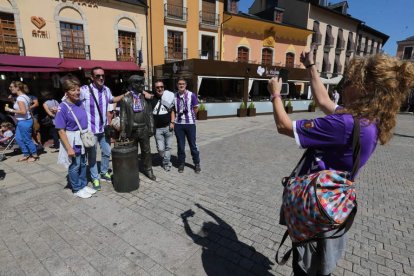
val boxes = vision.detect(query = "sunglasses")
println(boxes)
[155,86,164,89]
[177,83,186,86]
[94,74,105,79]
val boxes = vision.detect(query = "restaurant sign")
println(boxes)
[256,65,279,77]
[31,16,50,38]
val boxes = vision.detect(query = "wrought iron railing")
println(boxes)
[199,11,220,26]
[164,46,187,62]
[58,42,90,59]
[199,50,218,60]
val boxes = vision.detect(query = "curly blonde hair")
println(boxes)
[338,54,414,145]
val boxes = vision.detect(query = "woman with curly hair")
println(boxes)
[268,47,414,275]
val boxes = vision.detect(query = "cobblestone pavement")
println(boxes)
[0,112,413,276]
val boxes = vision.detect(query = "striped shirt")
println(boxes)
[80,84,114,134]
[174,90,198,124]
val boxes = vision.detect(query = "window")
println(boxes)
[285,52,294,68]
[167,0,184,20]
[403,47,413,60]
[117,31,136,62]
[237,46,249,63]
[261,48,273,65]
[312,21,321,45]
[60,22,86,59]
[167,30,184,60]
[324,25,334,47]
[201,0,216,25]
[0,12,19,55]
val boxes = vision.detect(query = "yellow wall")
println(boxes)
[0,0,147,67]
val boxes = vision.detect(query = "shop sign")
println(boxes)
[55,0,99,8]
[256,65,279,77]
[31,16,50,38]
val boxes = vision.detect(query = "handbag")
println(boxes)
[275,118,360,265]
[88,85,113,139]
[62,102,96,148]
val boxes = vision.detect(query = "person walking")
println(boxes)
[172,78,201,173]
[80,67,127,190]
[55,76,96,199]
[42,91,60,149]
[268,46,414,275]
[144,80,175,171]
[5,81,39,162]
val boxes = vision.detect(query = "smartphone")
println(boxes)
[278,69,289,82]
[280,83,290,96]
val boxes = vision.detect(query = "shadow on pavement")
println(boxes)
[394,133,414,138]
[181,203,274,276]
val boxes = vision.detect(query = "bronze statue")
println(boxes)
[119,75,156,181]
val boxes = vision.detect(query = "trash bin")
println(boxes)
[111,140,139,192]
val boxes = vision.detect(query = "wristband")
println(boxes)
[305,63,315,68]
[270,94,282,102]
[170,122,175,124]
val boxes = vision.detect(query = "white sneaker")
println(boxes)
[74,189,92,199]
[82,186,97,195]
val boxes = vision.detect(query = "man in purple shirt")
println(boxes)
[80,67,126,190]
[172,78,201,173]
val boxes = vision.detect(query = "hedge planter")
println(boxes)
[247,108,256,117]
[197,110,208,120]
[237,108,247,117]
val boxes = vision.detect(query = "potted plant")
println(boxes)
[308,100,316,112]
[247,102,256,116]
[197,103,208,120]
[237,102,247,117]
[285,100,293,114]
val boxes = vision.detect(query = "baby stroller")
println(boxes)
[0,135,16,161]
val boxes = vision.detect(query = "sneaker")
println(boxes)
[74,189,92,199]
[178,164,184,173]
[82,186,97,195]
[194,164,201,174]
[164,165,171,172]
[92,179,101,191]
[100,172,111,182]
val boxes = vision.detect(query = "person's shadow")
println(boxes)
[181,204,274,276]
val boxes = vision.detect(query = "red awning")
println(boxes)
[60,59,141,71]
[0,54,64,72]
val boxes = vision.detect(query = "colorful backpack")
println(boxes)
[276,118,360,265]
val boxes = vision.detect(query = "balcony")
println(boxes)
[199,50,218,60]
[164,4,187,26]
[311,33,322,46]
[0,37,25,56]
[115,48,137,62]
[199,11,220,30]
[164,46,187,63]
[58,42,90,59]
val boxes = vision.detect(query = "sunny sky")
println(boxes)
[238,0,414,55]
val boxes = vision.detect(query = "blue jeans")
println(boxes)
[87,133,111,180]
[68,154,87,192]
[155,126,174,167]
[174,124,200,165]
[15,119,37,157]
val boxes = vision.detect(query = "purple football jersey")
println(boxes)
[293,113,378,176]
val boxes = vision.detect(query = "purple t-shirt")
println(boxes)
[293,113,378,176]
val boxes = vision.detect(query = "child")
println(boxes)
[0,122,14,147]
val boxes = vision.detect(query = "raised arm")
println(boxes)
[300,45,336,115]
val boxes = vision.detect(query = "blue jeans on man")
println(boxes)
[87,132,111,181]
[68,154,87,192]
[155,126,174,170]
[174,124,200,172]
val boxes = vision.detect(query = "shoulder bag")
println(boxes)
[275,118,360,265]
[62,102,96,148]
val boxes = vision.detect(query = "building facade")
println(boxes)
[396,36,414,60]
[0,0,147,67]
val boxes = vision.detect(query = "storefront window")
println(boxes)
[198,78,244,102]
